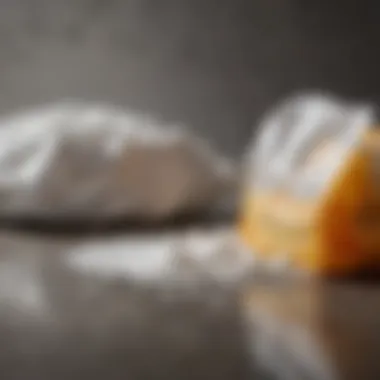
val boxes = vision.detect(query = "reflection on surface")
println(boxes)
[0,229,252,380]
[244,279,380,380]
[0,261,48,319]
[67,228,253,283]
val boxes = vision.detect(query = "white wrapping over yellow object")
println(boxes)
[240,94,380,275]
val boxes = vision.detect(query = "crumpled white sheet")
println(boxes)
[0,102,235,221]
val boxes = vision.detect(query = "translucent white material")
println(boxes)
[68,228,253,284]
[247,94,375,199]
[0,102,235,220]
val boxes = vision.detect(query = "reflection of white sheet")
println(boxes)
[68,228,253,284]
[0,260,48,320]
[69,236,176,281]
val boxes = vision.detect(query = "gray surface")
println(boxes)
[2,227,380,380]
[0,228,254,380]
[244,279,380,380]
[0,0,380,156]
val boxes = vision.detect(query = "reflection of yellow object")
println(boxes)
[239,130,380,276]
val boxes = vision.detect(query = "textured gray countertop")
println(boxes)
[0,225,256,380]
[1,225,379,380]
[244,278,380,380]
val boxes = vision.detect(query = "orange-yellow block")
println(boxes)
[239,130,380,276]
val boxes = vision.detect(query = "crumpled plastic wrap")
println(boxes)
[247,93,374,198]
[0,102,235,222]
[240,94,378,275]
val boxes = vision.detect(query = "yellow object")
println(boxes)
[239,95,379,275]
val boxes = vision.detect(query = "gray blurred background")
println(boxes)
[0,0,378,157]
